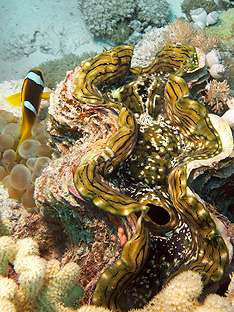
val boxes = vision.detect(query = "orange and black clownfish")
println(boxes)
[6,69,51,153]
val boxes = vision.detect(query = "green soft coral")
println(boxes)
[207,8,234,51]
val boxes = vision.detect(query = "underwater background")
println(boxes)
[0,0,234,311]
[0,0,184,82]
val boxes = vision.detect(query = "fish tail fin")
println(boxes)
[5,93,21,107]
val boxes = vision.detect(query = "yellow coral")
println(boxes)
[36,260,81,312]
[0,236,16,274]
[129,270,202,312]
[0,236,83,312]
[194,294,234,312]
[13,238,46,307]
[15,236,40,257]
[225,272,234,308]
[0,276,18,303]
[0,297,17,312]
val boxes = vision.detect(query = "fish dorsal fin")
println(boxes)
[5,93,21,107]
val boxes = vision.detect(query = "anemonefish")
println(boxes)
[6,69,50,153]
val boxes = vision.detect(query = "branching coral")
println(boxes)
[203,80,230,114]
[80,0,170,45]
[80,0,137,44]
[0,236,83,312]
[136,0,171,29]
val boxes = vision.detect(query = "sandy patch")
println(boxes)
[0,0,184,83]
[0,0,107,82]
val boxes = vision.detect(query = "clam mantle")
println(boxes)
[35,45,233,311]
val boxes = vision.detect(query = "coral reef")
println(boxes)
[1,27,234,311]
[0,236,83,312]
[80,0,170,45]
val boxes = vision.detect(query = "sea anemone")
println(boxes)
[203,79,230,114]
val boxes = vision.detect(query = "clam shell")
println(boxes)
[186,114,233,176]
[221,109,234,129]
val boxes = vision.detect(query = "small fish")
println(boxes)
[6,69,50,152]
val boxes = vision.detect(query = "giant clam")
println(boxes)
[35,44,234,311]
